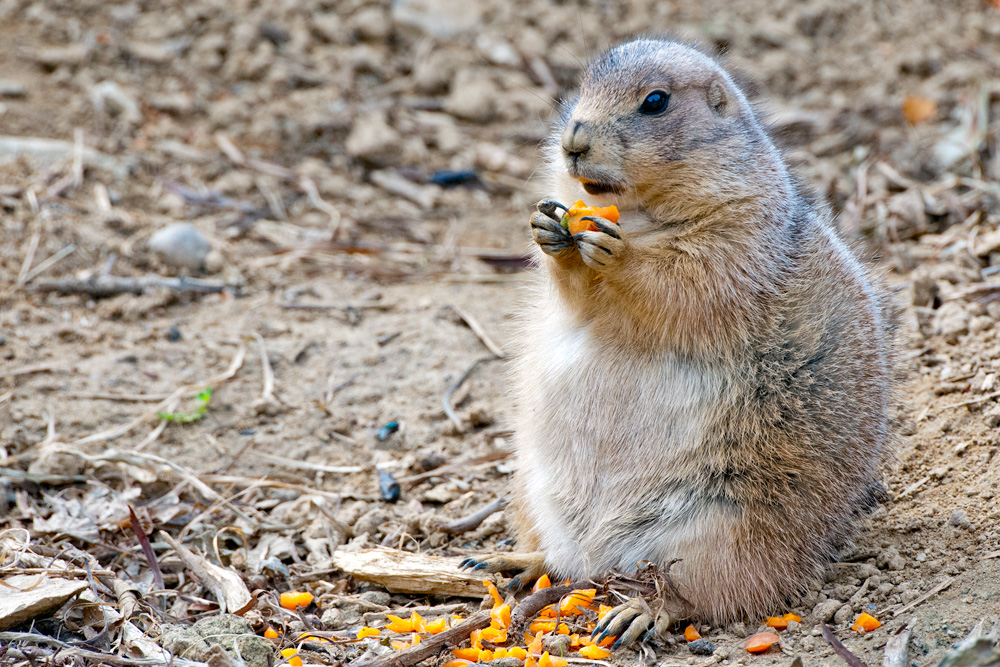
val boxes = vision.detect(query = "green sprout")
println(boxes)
[158,387,213,423]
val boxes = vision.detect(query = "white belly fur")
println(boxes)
[515,300,727,578]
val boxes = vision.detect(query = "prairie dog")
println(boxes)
[464,38,892,643]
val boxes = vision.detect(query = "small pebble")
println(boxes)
[149,223,213,272]
[688,639,715,655]
[166,326,182,342]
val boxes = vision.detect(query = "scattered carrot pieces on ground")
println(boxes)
[579,645,612,659]
[852,612,881,632]
[745,632,781,653]
[765,613,802,630]
[539,651,569,667]
[279,591,313,610]
[684,624,702,642]
[264,627,279,639]
[280,648,303,666]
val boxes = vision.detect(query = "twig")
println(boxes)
[300,175,344,240]
[509,584,583,633]
[200,474,374,502]
[444,355,501,431]
[399,451,512,487]
[451,305,506,358]
[0,467,88,485]
[351,610,493,667]
[820,623,870,667]
[251,333,282,410]
[0,362,65,381]
[21,244,76,284]
[15,225,41,287]
[0,567,115,577]
[886,577,954,617]
[252,451,363,475]
[61,391,171,402]
[882,624,913,667]
[440,497,508,535]
[0,632,197,666]
[943,390,1000,411]
[28,274,228,298]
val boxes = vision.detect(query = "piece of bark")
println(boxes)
[352,610,492,667]
[0,575,88,630]
[331,548,497,598]
[160,532,253,615]
[882,627,912,667]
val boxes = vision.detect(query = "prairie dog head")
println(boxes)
[550,39,787,227]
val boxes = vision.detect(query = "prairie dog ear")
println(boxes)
[707,77,732,117]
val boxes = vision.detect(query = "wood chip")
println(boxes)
[0,574,88,630]
[331,548,498,598]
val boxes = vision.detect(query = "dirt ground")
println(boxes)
[2,0,1000,665]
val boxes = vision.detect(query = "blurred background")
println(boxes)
[2,0,1000,664]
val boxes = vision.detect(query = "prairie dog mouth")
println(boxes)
[579,179,623,196]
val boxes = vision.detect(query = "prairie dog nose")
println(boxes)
[561,120,591,157]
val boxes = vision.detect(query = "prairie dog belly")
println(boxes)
[514,302,731,578]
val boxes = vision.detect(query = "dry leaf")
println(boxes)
[0,575,88,630]
[160,532,253,615]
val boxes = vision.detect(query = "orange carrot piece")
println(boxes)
[492,603,512,629]
[425,617,448,634]
[483,580,504,607]
[528,631,544,655]
[852,613,881,633]
[684,625,701,642]
[452,648,481,661]
[264,627,279,639]
[442,661,473,667]
[526,655,538,667]
[356,627,380,639]
[745,632,780,653]
[508,647,528,660]
[470,628,483,650]
[386,614,413,633]
[479,650,494,662]
[532,574,552,592]
[561,201,621,235]
[391,640,411,650]
[279,591,313,610]
[579,645,612,659]
[765,613,802,630]
[280,648,303,666]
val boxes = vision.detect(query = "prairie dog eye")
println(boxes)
[640,90,670,115]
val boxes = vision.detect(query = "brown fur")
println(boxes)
[508,39,893,623]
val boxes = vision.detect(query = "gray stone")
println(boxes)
[359,590,391,606]
[688,639,716,655]
[161,614,270,667]
[932,301,970,342]
[149,223,213,272]
[444,69,496,123]
[392,0,483,40]
[812,598,843,623]
[345,113,402,167]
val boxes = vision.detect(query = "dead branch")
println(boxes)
[28,274,228,298]
[440,497,508,535]
[820,623,870,667]
[351,610,492,667]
